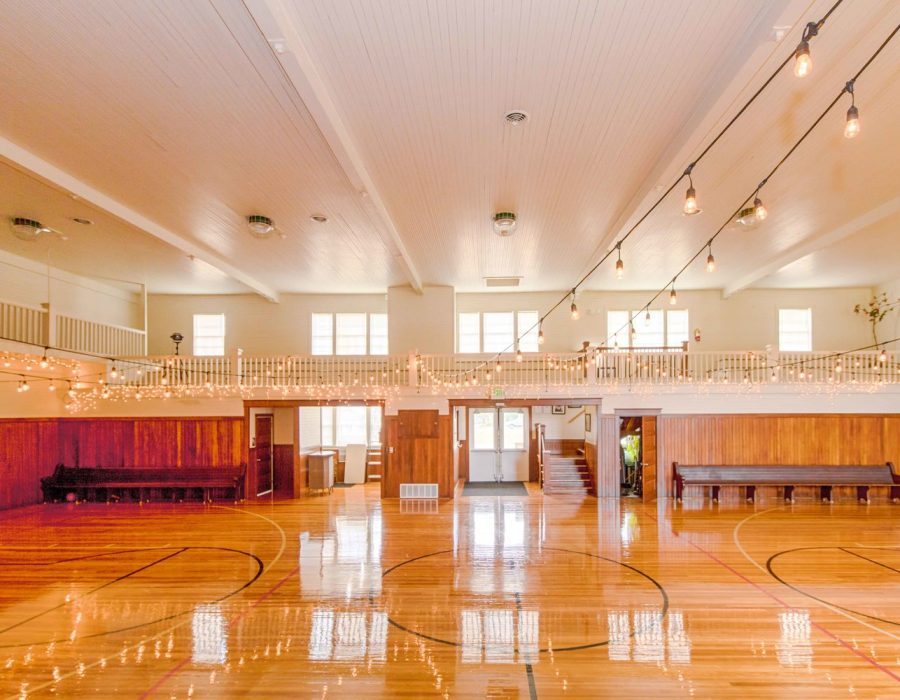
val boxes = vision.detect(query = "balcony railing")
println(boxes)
[103,348,898,393]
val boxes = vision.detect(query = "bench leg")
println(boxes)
[784,485,794,503]
[711,485,720,503]
[857,486,869,503]
[892,484,900,503]
[746,485,756,503]
[820,485,833,503]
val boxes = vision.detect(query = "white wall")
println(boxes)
[533,405,587,439]
[457,287,874,353]
[0,250,142,329]
[147,293,387,355]
[298,406,321,449]
[875,278,900,346]
[388,285,455,354]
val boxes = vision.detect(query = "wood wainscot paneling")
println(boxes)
[544,438,585,455]
[596,415,620,498]
[658,414,899,502]
[273,444,295,498]
[0,419,59,510]
[383,410,454,498]
[583,440,598,497]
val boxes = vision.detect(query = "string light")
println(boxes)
[793,22,818,78]
[570,290,579,320]
[615,244,624,279]
[879,347,887,363]
[844,80,860,138]
[706,245,716,272]
[644,309,652,326]
[683,164,699,215]
[669,284,677,305]
[39,352,49,369]
[753,196,768,222]
[48,381,56,392]
[538,323,545,345]
[516,348,523,363]
[495,360,502,373]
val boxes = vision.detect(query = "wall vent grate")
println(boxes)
[400,483,438,499]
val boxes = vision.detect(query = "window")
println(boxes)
[336,313,367,355]
[320,406,383,447]
[607,309,689,349]
[193,314,225,356]
[311,313,387,355]
[517,311,540,352]
[311,313,333,355]
[666,310,690,347]
[472,410,496,450]
[502,410,526,450]
[369,313,388,355]
[779,308,812,351]
[458,312,481,353]
[457,311,540,353]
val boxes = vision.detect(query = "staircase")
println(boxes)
[366,447,383,481]
[543,449,592,495]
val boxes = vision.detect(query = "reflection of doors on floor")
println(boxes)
[468,408,529,482]
[255,413,274,496]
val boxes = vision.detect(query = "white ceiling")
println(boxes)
[0,0,898,297]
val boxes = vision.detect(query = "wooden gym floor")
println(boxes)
[1,484,899,698]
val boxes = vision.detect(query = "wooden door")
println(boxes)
[255,414,273,496]
[642,416,657,503]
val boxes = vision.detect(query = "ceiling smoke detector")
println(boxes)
[493,212,517,237]
[9,217,67,242]
[247,214,276,239]
[504,110,529,125]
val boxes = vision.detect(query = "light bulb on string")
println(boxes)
[793,22,817,78]
[706,245,716,272]
[844,81,860,138]
[683,164,699,215]
[570,290,579,320]
[48,381,56,392]
[40,352,49,369]
[615,244,624,279]
[538,323,545,345]
[879,347,887,363]
[644,309,651,327]
[516,348,523,363]
[669,284,677,305]
[753,196,767,221]
[495,360,502,373]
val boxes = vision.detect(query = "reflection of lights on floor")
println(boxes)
[777,610,812,667]
[461,609,539,664]
[607,610,691,664]
[192,604,227,665]
[309,609,388,662]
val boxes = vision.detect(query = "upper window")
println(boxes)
[457,311,541,353]
[311,313,387,355]
[193,314,225,356]
[779,308,812,351]
[607,309,688,349]
[320,406,382,447]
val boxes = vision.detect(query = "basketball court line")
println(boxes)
[650,506,900,683]
[2,506,287,699]
[732,507,900,644]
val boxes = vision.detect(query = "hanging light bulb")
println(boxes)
[570,290,579,320]
[48,381,56,392]
[538,323,545,345]
[706,245,716,272]
[67,382,76,398]
[495,360,503,373]
[754,196,768,221]
[110,365,118,379]
[516,348,523,363]
[794,40,812,77]
[644,309,651,326]
[39,353,49,369]
[682,164,699,215]
[879,348,887,363]
[135,389,143,400]
[844,81,860,138]
[615,244,624,279]
[669,285,677,305]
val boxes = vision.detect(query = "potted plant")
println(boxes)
[854,292,899,345]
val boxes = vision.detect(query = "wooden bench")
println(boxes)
[673,462,899,504]
[41,465,246,504]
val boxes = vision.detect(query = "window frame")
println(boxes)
[310,312,388,355]
[192,313,226,357]
[456,311,542,353]
[778,308,813,352]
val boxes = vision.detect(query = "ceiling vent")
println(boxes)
[9,217,67,241]
[484,276,521,288]
[247,214,279,239]
[504,110,529,124]
[493,212,517,237]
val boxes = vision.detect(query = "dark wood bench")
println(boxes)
[673,462,899,504]
[41,465,246,504]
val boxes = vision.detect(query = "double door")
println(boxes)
[468,408,529,482]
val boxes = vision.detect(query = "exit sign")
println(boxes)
[490,386,505,400]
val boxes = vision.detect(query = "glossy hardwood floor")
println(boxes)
[1,484,900,698]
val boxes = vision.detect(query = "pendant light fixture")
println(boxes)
[538,322,545,345]
[570,290,579,320]
[706,244,716,272]
[669,284,677,305]
[615,243,624,279]
[683,164,699,216]
[844,80,860,138]
[793,22,818,78]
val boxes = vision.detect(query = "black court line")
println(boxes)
[0,546,264,648]
[515,591,538,700]
[382,546,669,654]
[839,547,900,575]
[766,546,900,628]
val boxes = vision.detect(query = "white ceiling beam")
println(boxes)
[0,136,280,303]
[243,0,423,293]
[723,195,900,297]
[575,0,807,285]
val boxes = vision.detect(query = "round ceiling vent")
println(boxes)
[493,211,517,237]
[504,110,529,125]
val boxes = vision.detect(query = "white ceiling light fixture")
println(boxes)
[9,217,68,241]
[493,212,517,237]
[246,214,278,239]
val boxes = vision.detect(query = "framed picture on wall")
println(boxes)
[551,405,566,415]
[585,413,592,432]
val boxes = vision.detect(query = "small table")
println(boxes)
[308,451,335,495]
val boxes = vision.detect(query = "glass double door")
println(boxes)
[468,408,529,482]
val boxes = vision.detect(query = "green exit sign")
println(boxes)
[490,386,505,400]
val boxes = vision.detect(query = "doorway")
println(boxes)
[617,414,657,503]
[468,407,529,482]
[255,413,274,497]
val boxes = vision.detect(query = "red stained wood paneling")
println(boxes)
[383,411,453,498]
